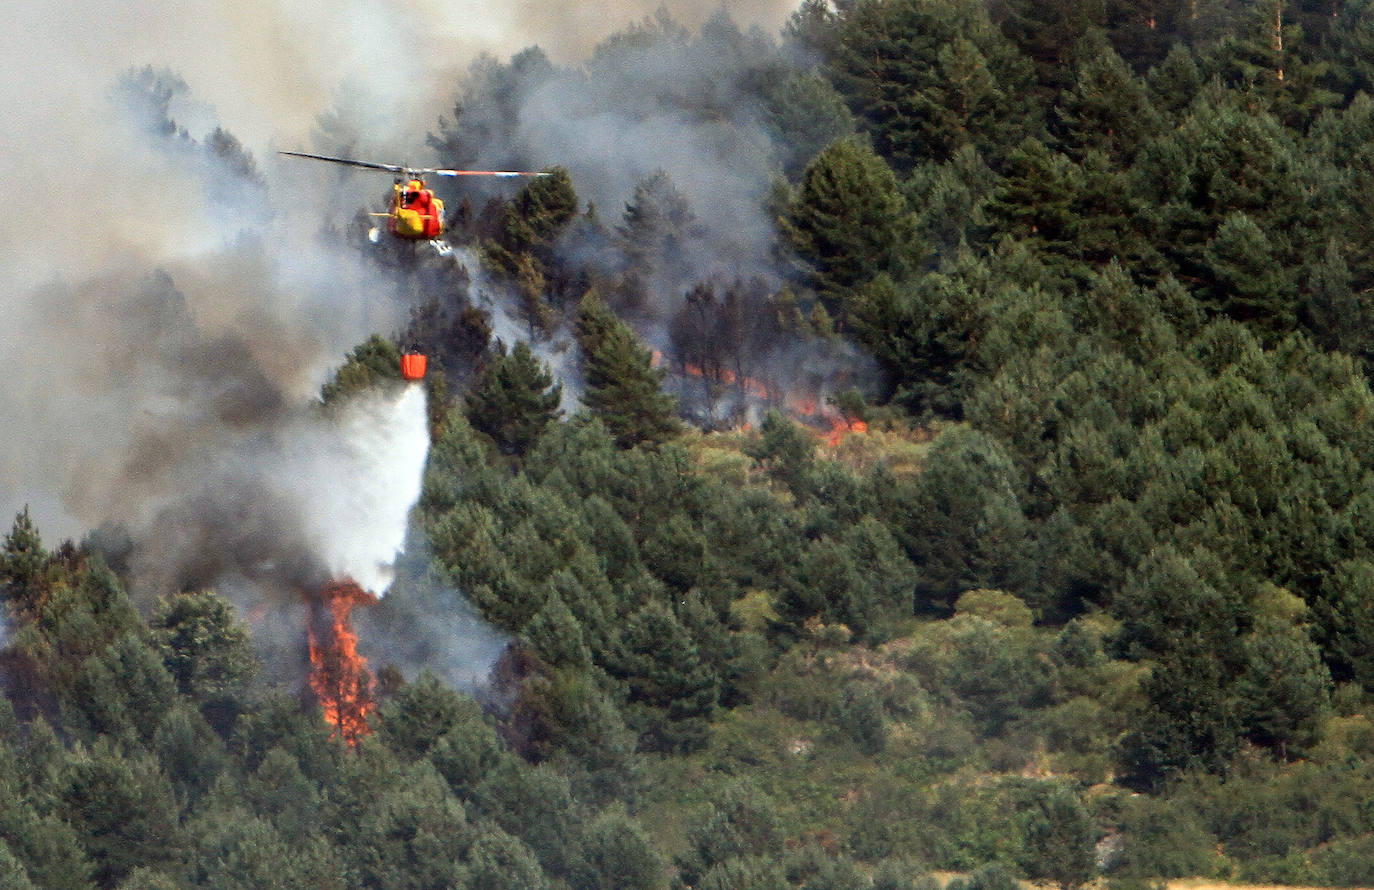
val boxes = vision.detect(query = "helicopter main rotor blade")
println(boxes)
[423,168,551,178]
[278,150,406,174]
[280,150,551,180]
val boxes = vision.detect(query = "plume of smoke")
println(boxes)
[0,55,419,538]
[442,13,788,298]
[123,384,424,592]
[431,10,884,426]
[357,533,512,692]
[460,247,584,412]
[2,0,809,694]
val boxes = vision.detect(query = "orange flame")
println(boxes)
[308,578,377,746]
[826,416,869,447]
[653,350,868,445]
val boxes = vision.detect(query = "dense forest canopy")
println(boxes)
[8,0,1374,887]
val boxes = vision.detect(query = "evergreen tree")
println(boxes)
[781,137,920,324]
[187,807,347,890]
[149,591,256,736]
[521,595,593,670]
[782,517,917,642]
[1118,636,1244,789]
[0,843,37,890]
[608,599,718,753]
[825,0,1039,169]
[897,426,1031,607]
[376,671,473,763]
[1022,786,1096,890]
[0,762,94,890]
[574,293,681,449]
[344,760,470,890]
[464,340,563,457]
[1204,0,1340,129]
[1145,44,1205,120]
[61,742,185,887]
[580,808,666,890]
[320,335,403,404]
[1313,559,1374,689]
[759,71,857,178]
[679,780,782,885]
[1054,33,1163,163]
[488,167,578,279]
[471,763,582,880]
[1200,211,1299,334]
[615,170,698,314]
[0,508,47,617]
[460,829,550,890]
[1106,0,1195,70]
[1238,608,1331,758]
[63,633,178,746]
[999,0,1107,89]
[151,704,226,808]
[977,138,1096,282]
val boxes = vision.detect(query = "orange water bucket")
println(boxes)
[400,353,428,381]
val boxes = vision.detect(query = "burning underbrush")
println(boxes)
[653,347,875,447]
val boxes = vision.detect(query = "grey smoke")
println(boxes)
[0,0,844,691]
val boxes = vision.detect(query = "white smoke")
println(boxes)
[461,247,584,413]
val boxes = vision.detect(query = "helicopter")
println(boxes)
[279,150,545,383]
[278,150,548,242]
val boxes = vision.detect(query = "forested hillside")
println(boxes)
[7,0,1374,887]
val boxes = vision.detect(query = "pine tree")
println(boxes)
[574,293,681,449]
[609,599,719,753]
[759,71,857,178]
[1205,0,1340,130]
[825,0,1039,169]
[1145,44,1205,120]
[1201,212,1299,334]
[615,170,698,314]
[1054,33,1162,163]
[1022,786,1097,890]
[1119,636,1244,789]
[999,0,1107,89]
[977,138,1082,278]
[150,590,257,736]
[898,426,1031,607]
[320,335,402,404]
[461,829,550,890]
[580,808,666,890]
[781,137,919,323]
[61,742,185,887]
[0,508,47,616]
[1238,594,1331,758]
[464,340,563,457]
[488,167,578,277]
[1107,0,1195,70]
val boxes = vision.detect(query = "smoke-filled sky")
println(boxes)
[0,0,800,544]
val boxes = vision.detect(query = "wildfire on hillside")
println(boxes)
[826,415,868,448]
[653,350,869,446]
[308,578,377,746]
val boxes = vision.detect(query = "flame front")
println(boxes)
[826,416,868,448]
[308,578,377,746]
[654,350,868,446]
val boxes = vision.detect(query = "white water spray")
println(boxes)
[284,384,431,594]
